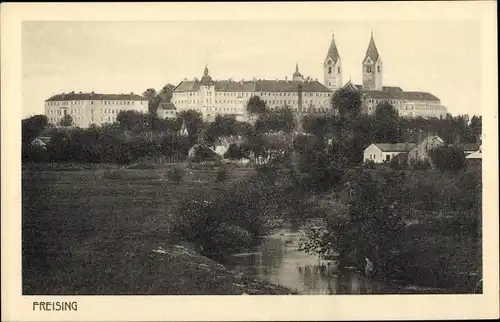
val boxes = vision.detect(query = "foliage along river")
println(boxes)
[221,228,446,294]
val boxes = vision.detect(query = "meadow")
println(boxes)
[22,165,295,295]
[22,162,482,294]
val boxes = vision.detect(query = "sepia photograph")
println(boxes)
[2,1,499,321]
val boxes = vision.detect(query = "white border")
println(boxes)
[2,2,498,321]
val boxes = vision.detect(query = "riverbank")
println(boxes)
[22,166,276,294]
[306,167,482,294]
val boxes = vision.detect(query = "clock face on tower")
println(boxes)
[327,59,333,66]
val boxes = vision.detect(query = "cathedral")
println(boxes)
[324,32,447,118]
[165,32,448,121]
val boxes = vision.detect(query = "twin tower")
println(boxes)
[323,32,383,91]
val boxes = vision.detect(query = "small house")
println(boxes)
[466,145,482,166]
[29,136,51,150]
[156,102,177,119]
[455,142,481,155]
[363,143,416,163]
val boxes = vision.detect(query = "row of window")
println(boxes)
[48,116,84,123]
[47,108,128,115]
[87,116,116,122]
[365,66,381,73]
[207,107,240,112]
[180,91,330,98]
[190,106,330,114]
[367,98,437,105]
[327,66,341,75]
[47,100,144,106]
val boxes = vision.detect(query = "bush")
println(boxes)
[215,166,230,183]
[363,159,376,169]
[429,146,466,172]
[223,144,243,160]
[255,164,279,184]
[390,153,408,170]
[172,176,281,258]
[191,145,221,163]
[302,170,406,274]
[167,166,184,184]
[411,159,431,170]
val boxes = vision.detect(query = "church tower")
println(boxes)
[324,32,342,91]
[293,62,304,82]
[362,31,383,90]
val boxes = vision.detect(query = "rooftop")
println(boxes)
[325,33,340,64]
[158,102,177,110]
[46,92,145,102]
[363,32,380,63]
[361,89,440,102]
[372,143,416,152]
[343,81,440,102]
[174,79,331,93]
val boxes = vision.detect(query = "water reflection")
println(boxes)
[222,229,418,294]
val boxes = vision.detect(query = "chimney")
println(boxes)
[297,83,303,112]
[285,76,288,81]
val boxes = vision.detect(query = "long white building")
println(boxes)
[171,65,332,122]
[44,91,148,128]
[169,32,448,121]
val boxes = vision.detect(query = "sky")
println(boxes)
[22,20,482,118]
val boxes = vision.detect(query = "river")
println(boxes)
[221,228,447,294]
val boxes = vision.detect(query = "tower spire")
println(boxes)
[203,65,209,76]
[363,31,380,63]
[296,62,299,72]
[323,31,342,91]
[362,31,383,90]
[325,32,340,64]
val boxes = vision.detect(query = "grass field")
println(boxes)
[22,165,295,295]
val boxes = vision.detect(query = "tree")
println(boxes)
[373,102,399,143]
[158,84,176,103]
[246,95,268,115]
[224,143,243,160]
[468,115,482,143]
[335,170,405,272]
[177,110,203,138]
[58,114,73,127]
[330,88,362,163]
[274,106,296,133]
[22,115,48,145]
[255,107,296,134]
[142,88,157,101]
[302,114,336,138]
[207,115,238,139]
[117,110,146,131]
[331,87,362,122]
[428,145,467,172]
[142,88,161,115]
